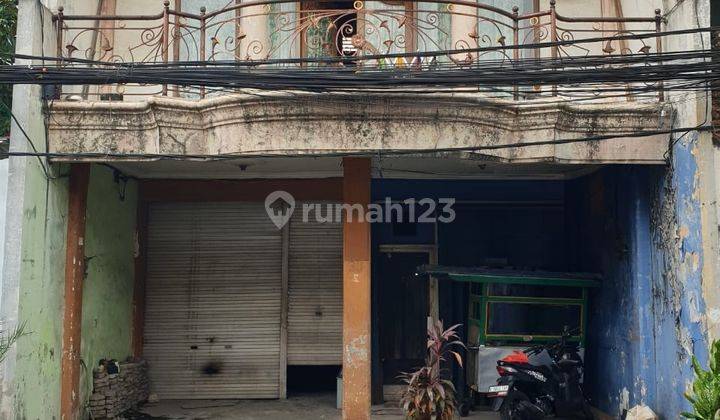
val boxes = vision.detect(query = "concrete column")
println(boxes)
[0,159,7,295]
[662,0,720,346]
[0,1,56,417]
[342,157,371,420]
[60,164,90,420]
[450,4,478,61]
[97,0,117,96]
[238,0,270,60]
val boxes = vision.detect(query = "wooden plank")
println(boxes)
[428,267,439,321]
[342,157,371,420]
[431,220,439,322]
[60,163,91,420]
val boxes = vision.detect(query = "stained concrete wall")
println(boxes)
[660,0,720,344]
[0,2,69,418]
[0,159,7,291]
[3,163,137,420]
[7,162,69,420]
[79,164,138,418]
[571,167,659,416]
[0,2,140,418]
[574,163,711,418]
[653,134,711,417]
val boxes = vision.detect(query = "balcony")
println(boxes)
[45,1,672,165]
[52,0,665,101]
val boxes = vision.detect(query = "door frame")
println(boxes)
[377,244,438,322]
[375,244,438,401]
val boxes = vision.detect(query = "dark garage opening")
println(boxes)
[287,365,341,394]
[369,168,667,414]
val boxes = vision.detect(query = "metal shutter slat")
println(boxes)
[287,203,343,365]
[144,202,282,400]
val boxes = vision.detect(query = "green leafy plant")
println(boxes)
[0,322,25,363]
[399,320,465,420]
[0,0,17,136]
[682,340,720,420]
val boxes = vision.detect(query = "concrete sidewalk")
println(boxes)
[136,393,499,419]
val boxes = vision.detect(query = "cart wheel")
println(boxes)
[459,401,470,417]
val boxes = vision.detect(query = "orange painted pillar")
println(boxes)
[342,157,372,420]
[60,164,91,420]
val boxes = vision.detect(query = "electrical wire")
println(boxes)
[0,26,717,95]
[31,59,691,98]
[0,23,716,165]
[0,100,51,178]
[1,50,717,95]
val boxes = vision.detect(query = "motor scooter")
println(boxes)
[488,327,593,420]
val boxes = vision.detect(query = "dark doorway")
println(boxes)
[378,251,430,386]
[287,365,341,394]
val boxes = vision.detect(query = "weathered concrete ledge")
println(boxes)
[47,91,673,164]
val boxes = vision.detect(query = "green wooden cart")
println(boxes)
[418,265,601,397]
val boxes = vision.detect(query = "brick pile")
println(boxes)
[88,359,150,419]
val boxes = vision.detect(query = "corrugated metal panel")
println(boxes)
[144,202,282,399]
[287,203,343,365]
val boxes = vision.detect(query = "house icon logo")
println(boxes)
[264,190,296,229]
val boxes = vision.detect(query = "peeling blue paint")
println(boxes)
[581,133,709,418]
[652,132,709,417]
[576,167,659,415]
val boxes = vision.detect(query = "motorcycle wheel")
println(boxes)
[499,390,531,420]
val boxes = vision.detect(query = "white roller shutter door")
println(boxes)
[287,203,343,365]
[144,202,282,399]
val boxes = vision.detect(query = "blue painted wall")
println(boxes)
[652,133,709,417]
[572,152,709,418]
[570,167,660,416]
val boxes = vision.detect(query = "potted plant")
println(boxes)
[399,320,465,420]
[682,340,720,420]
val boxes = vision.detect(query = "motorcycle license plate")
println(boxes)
[488,385,509,393]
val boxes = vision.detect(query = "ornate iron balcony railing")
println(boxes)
[52,0,664,100]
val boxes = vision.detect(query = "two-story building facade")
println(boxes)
[1,0,719,419]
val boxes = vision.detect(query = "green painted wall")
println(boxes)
[13,159,69,420]
[79,165,138,417]
[13,164,137,420]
